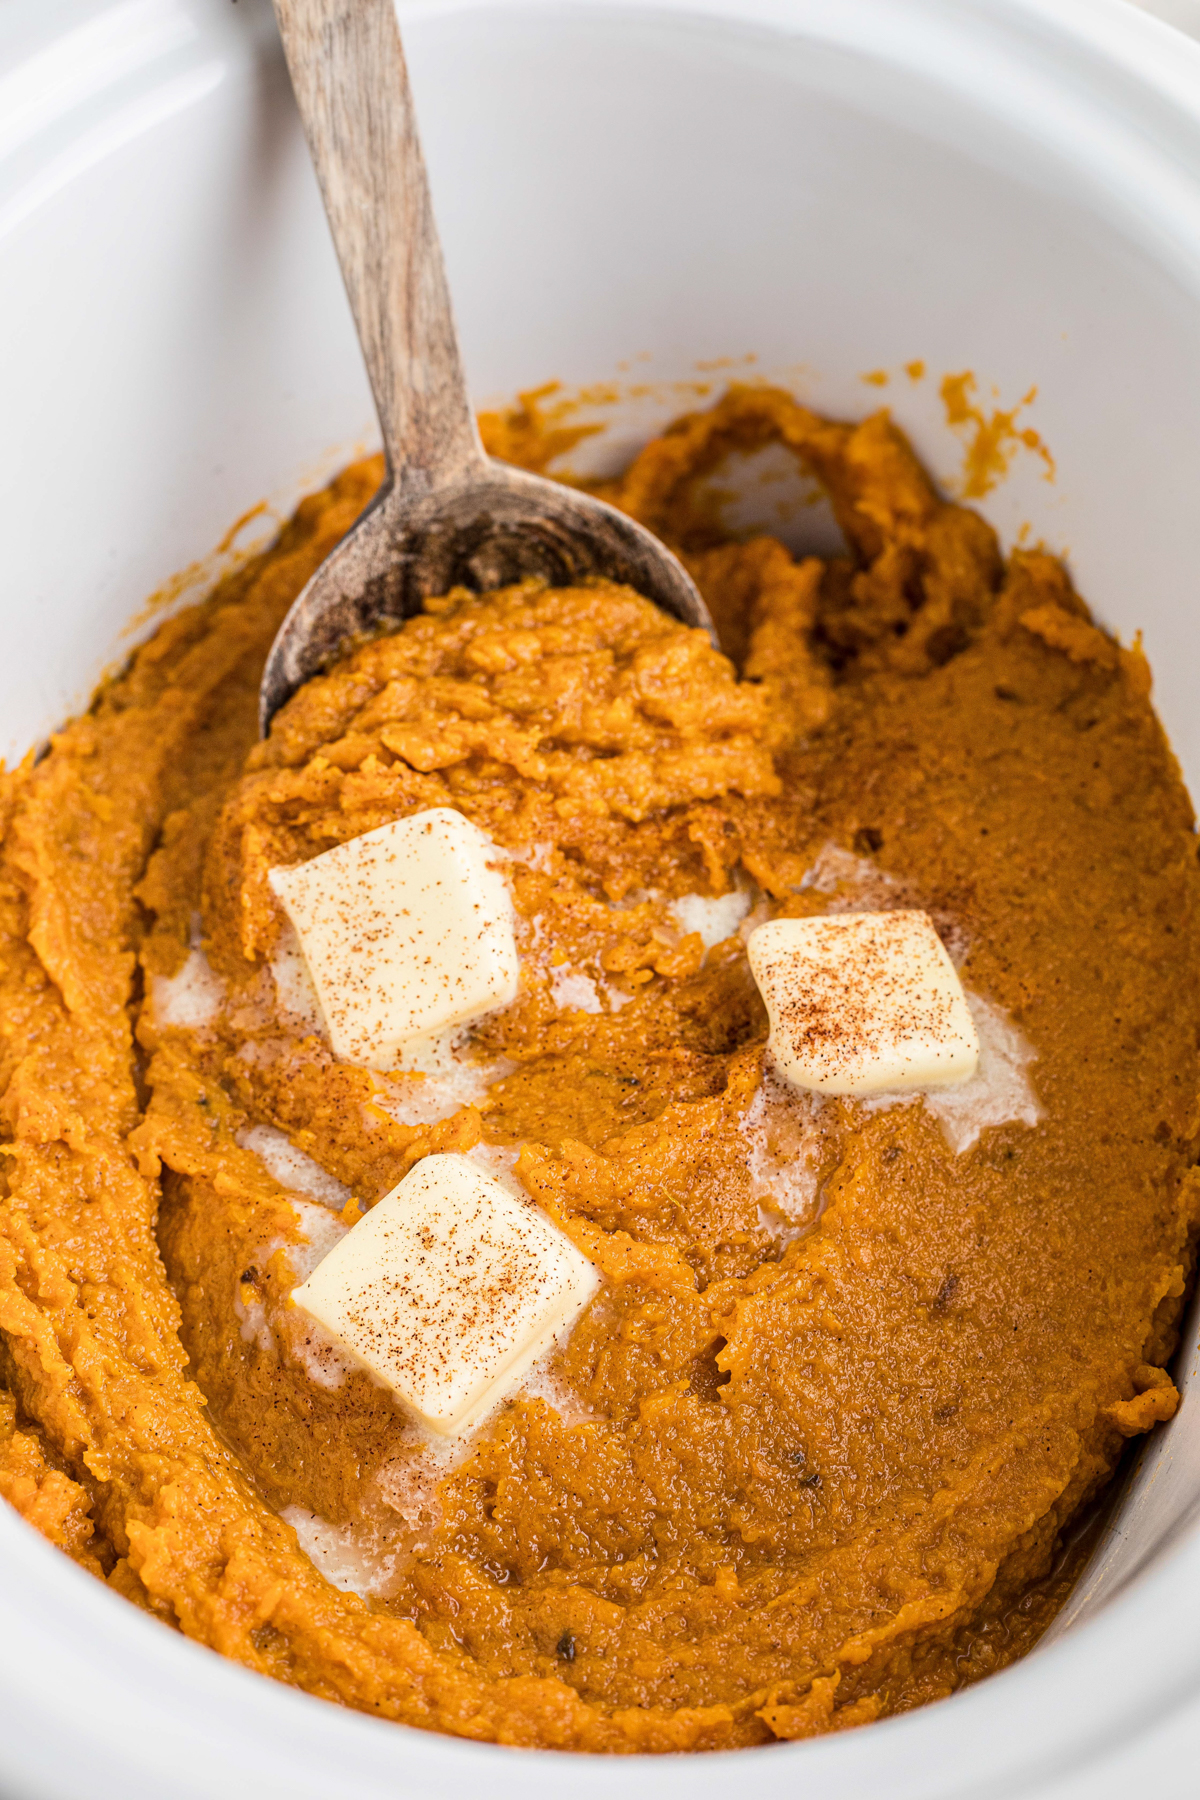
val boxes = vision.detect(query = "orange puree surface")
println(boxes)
[0,386,1198,1751]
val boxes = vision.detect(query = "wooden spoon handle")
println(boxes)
[272,0,485,496]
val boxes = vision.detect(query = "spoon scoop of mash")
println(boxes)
[260,0,714,735]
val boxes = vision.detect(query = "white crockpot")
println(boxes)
[2,0,1200,1793]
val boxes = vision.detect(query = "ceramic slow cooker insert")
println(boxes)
[2,1,1200,1794]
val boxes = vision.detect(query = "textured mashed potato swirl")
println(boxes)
[0,388,1197,1750]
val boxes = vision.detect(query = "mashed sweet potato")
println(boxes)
[0,387,1197,1750]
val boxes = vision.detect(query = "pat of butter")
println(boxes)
[291,1153,599,1436]
[269,808,519,1068]
[747,909,979,1097]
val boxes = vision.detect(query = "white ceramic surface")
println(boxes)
[1,0,1200,1794]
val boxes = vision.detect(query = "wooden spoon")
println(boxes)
[260,0,714,733]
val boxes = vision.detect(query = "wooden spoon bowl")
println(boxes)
[260,458,710,730]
